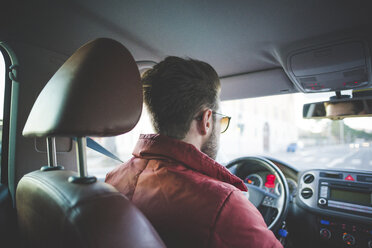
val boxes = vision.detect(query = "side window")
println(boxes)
[87,107,153,180]
[0,50,6,181]
[0,52,4,152]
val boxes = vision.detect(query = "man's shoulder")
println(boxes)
[155,158,239,194]
[106,155,243,208]
[105,157,150,199]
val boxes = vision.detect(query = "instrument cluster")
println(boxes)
[245,172,297,196]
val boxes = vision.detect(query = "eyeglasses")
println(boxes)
[195,111,231,133]
[213,111,231,133]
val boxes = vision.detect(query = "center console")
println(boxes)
[297,169,372,247]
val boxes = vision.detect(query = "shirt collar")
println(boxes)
[132,134,247,191]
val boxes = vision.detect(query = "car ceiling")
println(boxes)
[1,0,372,98]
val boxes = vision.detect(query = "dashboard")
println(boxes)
[233,157,299,201]
[232,158,372,248]
[244,172,298,199]
[297,169,372,248]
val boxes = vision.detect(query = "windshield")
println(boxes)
[218,92,372,172]
[87,91,372,179]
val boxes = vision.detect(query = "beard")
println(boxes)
[201,122,220,160]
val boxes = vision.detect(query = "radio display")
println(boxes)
[330,188,371,206]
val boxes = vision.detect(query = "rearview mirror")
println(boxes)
[303,98,372,120]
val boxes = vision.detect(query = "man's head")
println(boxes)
[325,101,365,117]
[142,56,221,158]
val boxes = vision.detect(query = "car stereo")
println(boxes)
[298,170,372,247]
[317,176,372,216]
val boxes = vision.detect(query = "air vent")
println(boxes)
[320,172,342,179]
[301,188,313,199]
[303,174,315,184]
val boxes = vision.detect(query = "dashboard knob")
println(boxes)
[303,173,315,184]
[320,228,331,239]
[368,240,372,248]
[342,233,355,246]
[301,188,313,199]
[318,198,327,206]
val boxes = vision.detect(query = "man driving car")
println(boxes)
[105,56,282,248]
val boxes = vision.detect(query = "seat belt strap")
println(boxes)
[85,137,123,163]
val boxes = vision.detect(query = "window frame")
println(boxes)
[0,42,18,198]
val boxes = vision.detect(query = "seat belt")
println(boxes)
[85,137,123,163]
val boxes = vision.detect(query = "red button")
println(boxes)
[345,175,355,181]
[265,174,276,188]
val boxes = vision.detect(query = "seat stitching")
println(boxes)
[22,175,71,206]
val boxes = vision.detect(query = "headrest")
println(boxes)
[23,38,142,137]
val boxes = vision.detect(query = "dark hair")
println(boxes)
[142,56,220,139]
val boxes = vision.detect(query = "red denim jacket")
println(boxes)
[106,134,282,248]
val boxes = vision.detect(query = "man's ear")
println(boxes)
[199,109,213,135]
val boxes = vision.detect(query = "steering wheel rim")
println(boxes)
[226,156,290,231]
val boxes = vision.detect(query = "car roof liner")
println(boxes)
[1,1,372,99]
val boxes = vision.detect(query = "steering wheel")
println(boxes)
[226,156,290,232]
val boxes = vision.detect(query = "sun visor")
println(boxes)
[23,38,142,137]
[286,40,372,93]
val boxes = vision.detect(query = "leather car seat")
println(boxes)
[16,38,166,248]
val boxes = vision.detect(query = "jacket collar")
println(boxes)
[132,134,247,191]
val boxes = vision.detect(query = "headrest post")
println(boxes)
[68,137,97,184]
[40,137,64,171]
[46,137,57,167]
[76,137,88,178]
